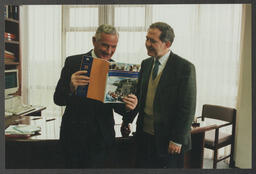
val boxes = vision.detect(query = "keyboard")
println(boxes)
[6,105,35,115]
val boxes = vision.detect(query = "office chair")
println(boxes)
[196,104,236,168]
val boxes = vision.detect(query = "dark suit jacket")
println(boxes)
[54,50,126,150]
[124,51,196,157]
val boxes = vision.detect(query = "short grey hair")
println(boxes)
[95,24,119,41]
[149,22,175,43]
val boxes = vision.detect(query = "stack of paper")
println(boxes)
[5,124,41,135]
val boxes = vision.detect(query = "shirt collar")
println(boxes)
[154,49,171,66]
[91,49,114,62]
[91,49,98,58]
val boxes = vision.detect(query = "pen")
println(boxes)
[13,126,24,134]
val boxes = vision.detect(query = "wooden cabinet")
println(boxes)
[4,5,21,95]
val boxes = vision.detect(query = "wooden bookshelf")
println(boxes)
[4,5,21,95]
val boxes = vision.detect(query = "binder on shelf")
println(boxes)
[8,6,13,19]
[6,5,19,20]
[13,6,19,20]
[76,56,140,103]
[4,6,8,18]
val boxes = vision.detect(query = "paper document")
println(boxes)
[5,124,41,135]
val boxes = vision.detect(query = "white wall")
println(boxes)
[235,4,252,168]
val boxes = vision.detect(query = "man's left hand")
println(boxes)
[120,122,131,137]
[168,141,181,154]
[122,94,138,111]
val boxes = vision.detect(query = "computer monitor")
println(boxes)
[5,69,19,98]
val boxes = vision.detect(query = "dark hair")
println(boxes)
[149,22,175,43]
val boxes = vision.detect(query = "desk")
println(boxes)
[5,116,135,168]
[5,106,46,129]
[5,116,63,168]
[5,116,216,169]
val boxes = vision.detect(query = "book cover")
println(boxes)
[76,56,109,102]
[76,56,140,103]
[104,62,140,103]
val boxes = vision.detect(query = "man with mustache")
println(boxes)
[122,22,196,168]
[54,24,137,168]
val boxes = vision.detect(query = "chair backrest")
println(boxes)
[201,104,236,123]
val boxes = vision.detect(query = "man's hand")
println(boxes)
[168,141,181,154]
[120,122,131,137]
[122,94,138,111]
[70,70,90,92]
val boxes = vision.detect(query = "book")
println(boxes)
[5,50,15,58]
[104,62,140,103]
[5,32,16,41]
[8,6,13,19]
[4,50,16,62]
[13,6,19,20]
[76,56,140,103]
[4,6,8,18]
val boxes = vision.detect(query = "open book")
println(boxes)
[76,56,140,103]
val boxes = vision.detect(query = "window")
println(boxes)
[63,5,150,124]
[24,5,242,125]
[63,5,149,63]
[23,4,243,163]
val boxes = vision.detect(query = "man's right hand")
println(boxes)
[70,70,90,92]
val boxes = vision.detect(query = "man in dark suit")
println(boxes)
[54,24,137,168]
[122,22,196,168]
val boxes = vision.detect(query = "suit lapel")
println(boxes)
[154,52,176,100]
[140,58,154,107]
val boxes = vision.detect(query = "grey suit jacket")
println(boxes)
[125,51,196,156]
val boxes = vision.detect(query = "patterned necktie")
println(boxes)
[152,59,160,80]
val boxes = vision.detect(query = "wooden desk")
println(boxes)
[5,116,63,169]
[5,116,216,169]
[5,116,133,168]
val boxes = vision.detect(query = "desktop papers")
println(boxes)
[5,124,41,136]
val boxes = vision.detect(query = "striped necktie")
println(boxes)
[152,59,160,80]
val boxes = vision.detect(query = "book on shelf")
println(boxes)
[5,50,15,57]
[6,5,19,20]
[13,6,19,20]
[4,6,8,18]
[4,50,16,62]
[5,32,16,41]
[76,56,140,103]
[8,6,13,19]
